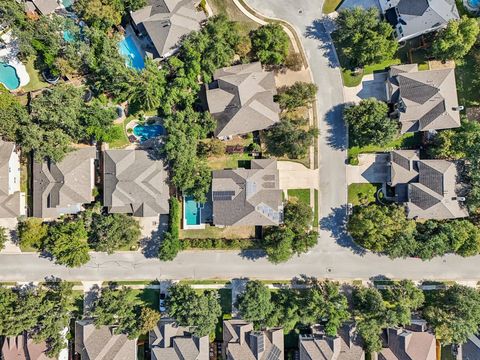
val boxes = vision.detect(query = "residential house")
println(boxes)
[222,319,284,360]
[1,335,54,360]
[211,159,283,227]
[74,319,137,360]
[379,0,459,42]
[298,324,365,360]
[374,327,436,360]
[0,141,25,218]
[387,64,461,134]
[206,62,280,139]
[103,149,169,217]
[32,147,96,218]
[130,0,206,59]
[149,318,209,360]
[25,0,59,15]
[455,334,480,359]
[387,150,468,220]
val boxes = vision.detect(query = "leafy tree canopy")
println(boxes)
[0,87,29,141]
[344,98,398,147]
[275,82,318,111]
[423,284,480,344]
[251,23,289,65]
[166,284,221,337]
[237,280,274,326]
[334,7,398,68]
[265,118,318,159]
[88,213,141,254]
[45,220,90,267]
[432,16,480,62]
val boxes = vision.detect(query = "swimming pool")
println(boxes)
[184,196,202,226]
[63,30,74,42]
[118,36,145,70]
[133,124,164,142]
[468,0,480,8]
[0,63,20,90]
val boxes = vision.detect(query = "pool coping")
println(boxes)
[126,117,164,143]
[183,195,206,230]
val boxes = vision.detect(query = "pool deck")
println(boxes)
[0,32,30,89]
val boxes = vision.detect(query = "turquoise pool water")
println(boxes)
[118,36,145,70]
[0,63,20,90]
[63,30,74,42]
[185,196,202,226]
[468,0,480,8]
[133,124,164,142]
[62,0,75,8]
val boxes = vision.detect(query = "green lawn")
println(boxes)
[348,183,381,206]
[456,50,480,108]
[314,189,318,227]
[348,132,419,165]
[441,345,455,360]
[21,57,49,93]
[215,289,232,340]
[207,153,252,170]
[322,0,343,13]
[115,280,160,285]
[287,189,310,205]
[108,118,130,149]
[130,288,159,309]
[341,58,401,87]
[179,279,230,285]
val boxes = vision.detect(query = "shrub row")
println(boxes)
[181,238,258,250]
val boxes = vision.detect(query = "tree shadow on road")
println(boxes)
[324,104,347,151]
[319,205,366,255]
[141,214,169,259]
[239,249,267,261]
[304,18,340,69]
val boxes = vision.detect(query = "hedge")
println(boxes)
[181,238,258,250]
[158,197,181,261]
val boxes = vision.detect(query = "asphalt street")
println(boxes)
[1,0,480,282]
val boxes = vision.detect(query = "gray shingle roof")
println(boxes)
[299,324,364,360]
[149,319,209,360]
[30,0,58,15]
[389,151,468,220]
[212,159,283,226]
[2,335,54,360]
[387,66,461,133]
[380,0,459,41]
[0,141,24,218]
[103,149,169,217]
[74,319,137,360]
[206,62,280,138]
[378,328,436,360]
[223,320,284,360]
[32,147,96,219]
[130,0,205,58]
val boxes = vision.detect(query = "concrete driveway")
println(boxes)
[343,72,388,104]
[277,161,319,189]
[347,153,389,184]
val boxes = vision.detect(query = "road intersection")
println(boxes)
[1,0,480,282]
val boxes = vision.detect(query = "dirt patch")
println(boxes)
[274,68,311,88]
[428,60,455,70]
[180,225,256,239]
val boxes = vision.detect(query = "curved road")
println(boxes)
[1,0,480,282]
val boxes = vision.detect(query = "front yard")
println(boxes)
[348,132,420,165]
[180,224,256,240]
[348,183,381,206]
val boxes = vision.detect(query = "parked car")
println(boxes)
[159,293,166,312]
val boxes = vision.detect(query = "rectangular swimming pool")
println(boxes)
[184,196,202,226]
[118,36,145,70]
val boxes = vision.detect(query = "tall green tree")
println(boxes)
[166,284,221,337]
[130,59,167,112]
[0,87,29,141]
[299,280,350,336]
[432,16,480,62]
[0,226,7,251]
[334,7,398,68]
[424,284,480,344]
[17,218,49,250]
[251,23,289,65]
[89,213,141,254]
[91,286,141,338]
[237,280,274,326]
[383,280,425,326]
[45,220,90,267]
[74,0,124,30]
[159,198,182,261]
[262,227,296,264]
[344,98,397,147]
[275,82,318,111]
[267,288,301,332]
[348,204,416,253]
[265,118,318,159]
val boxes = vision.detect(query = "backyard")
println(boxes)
[204,137,254,170]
